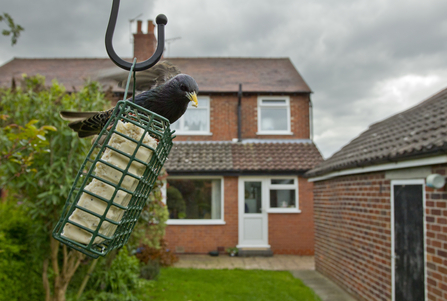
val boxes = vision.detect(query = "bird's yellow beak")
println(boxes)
[187,91,198,107]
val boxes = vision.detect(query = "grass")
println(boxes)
[138,268,322,301]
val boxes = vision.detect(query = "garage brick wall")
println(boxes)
[313,164,447,301]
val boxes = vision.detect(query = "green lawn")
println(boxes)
[138,268,321,301]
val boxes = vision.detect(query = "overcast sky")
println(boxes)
[2,0,447,158]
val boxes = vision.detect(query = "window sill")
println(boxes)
[267,209,301,214]
[256,132,293,135]
[167,219,226,225]
[172,132,213,136]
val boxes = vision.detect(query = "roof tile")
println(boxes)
[0,57,311,93]
[165,141,322,174]
[307,87,447,177]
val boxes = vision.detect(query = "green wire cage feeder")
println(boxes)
[52,99,174,258]
[53,2,172,258]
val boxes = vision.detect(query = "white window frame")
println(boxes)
[266,176,300,213]
[171,96,212,135]
[162,175,225,225]
[257,96,292,135]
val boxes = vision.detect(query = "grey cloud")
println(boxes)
[1,0,447,158]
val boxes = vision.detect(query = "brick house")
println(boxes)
[0,20,323,256]
[307,87,447,300]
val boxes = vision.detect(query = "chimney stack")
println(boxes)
[133,20,157,62]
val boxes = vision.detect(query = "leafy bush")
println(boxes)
[0,117,56,185]
[135,239,179,267]
[77,246,142,301]
[0,202,44,301]
[139,260,160,280]
[0,75,110,300]
[129,171,170,250]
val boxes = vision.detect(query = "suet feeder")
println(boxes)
[52,0,172,258]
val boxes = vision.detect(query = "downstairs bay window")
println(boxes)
[165,177,224,225]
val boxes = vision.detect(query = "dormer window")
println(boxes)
[170,96,211,135]
[257,96,292,135]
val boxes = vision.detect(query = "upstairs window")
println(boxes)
[170,97,210,135]
[257,96,291,135]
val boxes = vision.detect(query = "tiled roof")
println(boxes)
[0,58,121,92]
[0,57,311,94]
[307,87,447,177]
[165,141,322,175]
[167,58,311,93]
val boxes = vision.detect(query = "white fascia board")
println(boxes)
[308,155,447,182]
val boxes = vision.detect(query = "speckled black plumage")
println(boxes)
[60,73,199,138]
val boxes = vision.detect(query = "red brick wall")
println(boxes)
[133,20,156,62]
[313,164,447,301]
[174,94,310,142]
[314,172,392,300]
[269,177,315,255]
[164,176,239,253]
[426,164,447,301]
[165,176,315,255]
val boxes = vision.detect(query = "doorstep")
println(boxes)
[237,247,273,257]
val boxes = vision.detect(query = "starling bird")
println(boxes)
[60,61,199,138]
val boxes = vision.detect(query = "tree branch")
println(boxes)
[62,244,68,276]
[76,259,98,299]
[42,258,51,301]
[66,251,84,281]
[50,236,61,297]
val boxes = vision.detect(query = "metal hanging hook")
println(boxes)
[105,0,167,71]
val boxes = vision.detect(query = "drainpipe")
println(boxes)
[238,83,242,142]
[309,95,313,141]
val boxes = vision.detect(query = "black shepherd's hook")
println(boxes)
[105,0,167,71]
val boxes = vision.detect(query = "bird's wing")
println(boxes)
[96,60,182,91]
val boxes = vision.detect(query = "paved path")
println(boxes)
[173,255,357,301]
[173,254,315,270]
[292,270,357,301]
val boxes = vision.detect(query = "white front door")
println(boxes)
[237,177,269,248]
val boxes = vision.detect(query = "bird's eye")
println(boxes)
[180,84,188,91]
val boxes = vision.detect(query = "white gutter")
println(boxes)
[308,155,447,182]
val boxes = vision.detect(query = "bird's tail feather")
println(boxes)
[61,110,112,138]
[60,111,99,121]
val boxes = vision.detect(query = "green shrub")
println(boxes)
[1,75,110,300]
[139,260,160,280]
[77,246,141,301]
[0,202,44,301]
[135,239,179,267]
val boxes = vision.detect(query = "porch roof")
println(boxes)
[165,140,323,176]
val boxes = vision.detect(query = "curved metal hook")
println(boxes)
[105,0,167,71]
